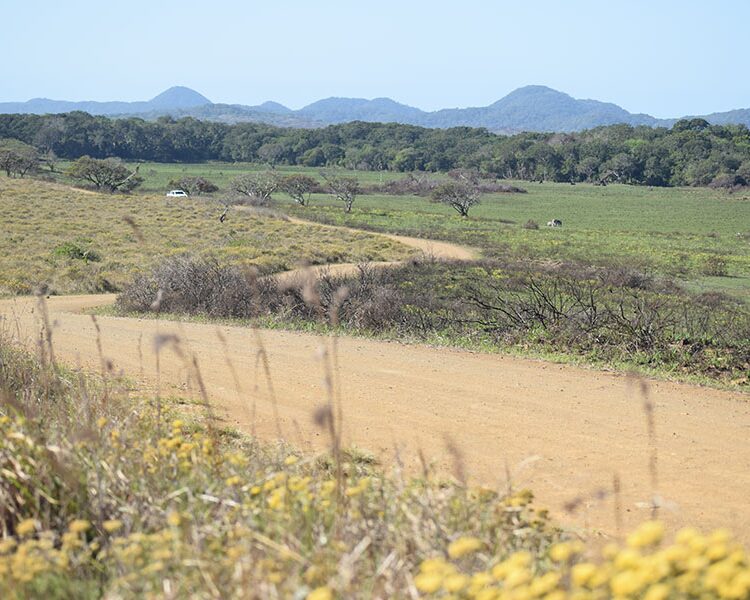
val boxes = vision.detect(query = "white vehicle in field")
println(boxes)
[166,189,188,198]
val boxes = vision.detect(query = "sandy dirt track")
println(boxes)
[271,215,479,285]
[2,291,749,542]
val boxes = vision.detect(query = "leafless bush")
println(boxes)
[477,182,527,193]
[702,255,728,277]
[374,174,442,196]
[117,255,258,317]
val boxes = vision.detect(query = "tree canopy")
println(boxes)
[2,112,750,188]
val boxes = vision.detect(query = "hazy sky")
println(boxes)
[3,0,748,117]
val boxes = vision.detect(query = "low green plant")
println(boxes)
[52,240,101,262]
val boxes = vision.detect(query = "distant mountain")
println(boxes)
[0,86,211,117]
[420,86,661,131]
[145,86,211,110]
[2,85,749,132]
[297,97,426,124]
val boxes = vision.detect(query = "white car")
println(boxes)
[166,189,188,197]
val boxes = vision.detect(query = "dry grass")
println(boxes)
[0,177,413,295]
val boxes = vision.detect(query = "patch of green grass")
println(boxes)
[277,181,750,299]
[0,177,413,295]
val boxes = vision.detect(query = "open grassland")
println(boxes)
[0,177,413,295]
[2,324,750,598]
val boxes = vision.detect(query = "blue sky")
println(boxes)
[3,0,748,117]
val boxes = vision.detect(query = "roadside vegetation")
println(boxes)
[118,255,750,387]
[0,178,413,295]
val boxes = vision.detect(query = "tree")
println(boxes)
[322,173,360,212]
[0,139,39,178]
[279,174,318,206]
[67,156,143,192]
[431,181,480,217]
[257,142,286,167]
[168,176,219,196]
[229,171,279,204]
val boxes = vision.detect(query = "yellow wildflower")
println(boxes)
[414,571,443,593]
[68,519,91,534]
[307,586,333,600]
[167,512,182,527]
[643,583,671,600]
[284,455,299,466]
[448,536,483,559]
[16,519,37,537]
[549,542,573,563]
[421,557,450,574]
[627,520,665,548]
[505,567,531,589]
[610,570,646,596]
[444,573,469,592]
[571,562,598,587]
[529,572,561,595]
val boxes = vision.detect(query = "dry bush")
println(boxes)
[117,255,257,318]
[374,174,442,196]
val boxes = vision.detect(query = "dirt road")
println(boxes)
[272,215,479,285]
[2,291,749,542]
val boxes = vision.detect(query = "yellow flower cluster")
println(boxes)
[0,519,97,586]
[415,520,750,600]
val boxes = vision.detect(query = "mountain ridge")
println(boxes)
[1,85,747,132]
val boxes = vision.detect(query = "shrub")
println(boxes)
[702,255,729,277]
[167,176,219,195]
[376,174,442,196]
[117,255,258,317]
[52,241,101,262]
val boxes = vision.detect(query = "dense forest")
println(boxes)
[1,112,749,187]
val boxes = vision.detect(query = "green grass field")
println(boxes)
[0,177,413,295]
[277,181,750,300]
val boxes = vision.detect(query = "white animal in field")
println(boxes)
[547,219,563,227]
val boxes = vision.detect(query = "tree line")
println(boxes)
[1,111,750,187]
